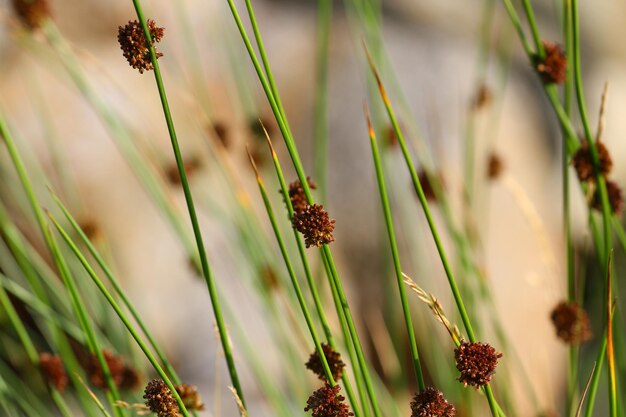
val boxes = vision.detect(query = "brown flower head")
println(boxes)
[572,141,613,182]
[12,0,50,29]
[305,384,354,417]
[454,340,502,388]
[487,153,504,180]
[287,177,317,214]
[144,379,179,417]
[165,157,202,186]
[410,387,456,417]
[418,170,442,202]
[210,121,230,149]
[535,42,567,85]
[550,301,592,344]
[118,19,165,73]
[87,350,140,390]
[471,84,492,111]
[249,116,275,140]
[260,264,279,290]
[39,353,68,392]
[592,180,624,215]
[175,384,205,411]
[292,204,335,248]
[305,343,345,382]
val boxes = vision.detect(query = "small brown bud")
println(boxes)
[165,157,202,186]
[287,177,316,214]
[572,141,613,183]
[592,180,624,215]
[487,153,504,180]
[305,385,354,417]
[11,0,50,30]
[305,343,345,382]
[454,340,502,388]
[292,204,335,248]
[550,301,592,344]
[535,42,567,85]
[175,384,205,411]
[471,84,492,110]
[39,353,68,392]
[410,387,456,417]
[418,171,441,202]
[118,19,165,74]
[144,379,179,417]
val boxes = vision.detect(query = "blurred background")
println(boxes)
[1,0,626,416]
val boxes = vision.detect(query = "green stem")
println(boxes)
[366,113,425,390]
[129,0,246,406]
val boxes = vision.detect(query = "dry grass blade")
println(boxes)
[596,82,609,143]
[575,362,597,417]
[229,386,249,417]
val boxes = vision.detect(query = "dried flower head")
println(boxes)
[175,384,205,411]
[119,366,142,390]
[418,171,441,202]
[550,301,592,344]
[454,340,502,388]
[210,121,230,149]
[305,384,354,417]
[118,19,165,73]
[165,157,202,185]
[249,116,275,140]
[535,42,567,84]
[487,153,504,180]
[287,177,317,214]
[39,353,68,392]
[410,387,456,417]
[260,264,279,290]
[592,180,624,214]
[292,204,335,248]
[471,84,492,110]
[12,0,50,30]
[572,141,613,182]
[79,219,101,241]
[305,343,345,382]
[144,379,179,417]
[87,350,140,390]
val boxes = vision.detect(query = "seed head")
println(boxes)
[550,301,592,344]
[210,121,230,149]
[410,387,456,417]
[144,379,179,417]
[11,0,50,30]
[535,42,567,85]
[592,180,624,215]
[87,350,140,390]
[287,177,317,214]
[454,340,502,388]
[471,84,492,111]
[165,157,202,185]
[39,353,68,392]
[418,171,440,202]
[487,153,504,180]
[305,384,354,417]
[305,343,346,382]
[572,141,613,182]
[175,383,205,411]
[292,204,335,248]
[118,19,165,74]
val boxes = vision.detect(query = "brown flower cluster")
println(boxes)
[572,141,613,182]
[39,352,68,392]
[418,171,440,202]
[305,343,345,382]
[471,84,492,111]
[305,385,354,417]
[592,179,624,215]
[486,153,504,180]
[288,177,317,214]
[87,350,140,390]
[165,157,203,186]
[175,383,205,411]
[550,301,592,344]
[118,19,165,73]
[410,387,456,417]
[144,379,179,417]
[535,41,567,85]
[454,340,502,388]
[292,204,335,248]
[12,0,50,29]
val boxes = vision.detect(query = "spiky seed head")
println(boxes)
[592,179,624,215]
[287,177,317,214]
[305,384,354,417]
[118,19,165,73]
[11,0,50,30]
[550,301,592,344]
[572,141,613,182]
[535,41,567,84]
[175,384,205,411]
[144,379,179,417]
[454,340,502,388]
[305,343,346,382]
[39,353,68,392]
[410,387,456,417]
[292,204,335,248]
